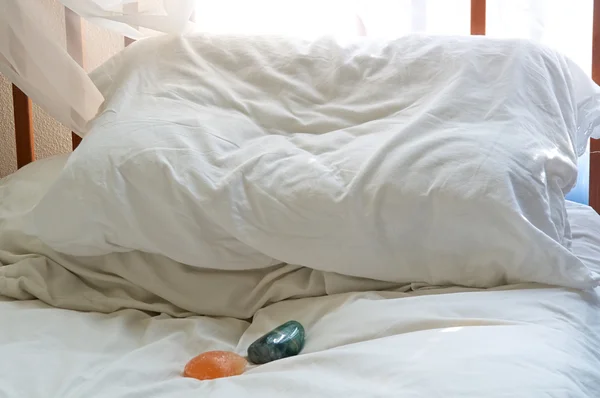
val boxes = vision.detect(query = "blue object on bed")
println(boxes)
[566,145,590,205]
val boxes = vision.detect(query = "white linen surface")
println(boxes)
[2,285,600,397]
[27,34,600,289]
[2,156,600,397]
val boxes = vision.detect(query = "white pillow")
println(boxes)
[29,34,600,289]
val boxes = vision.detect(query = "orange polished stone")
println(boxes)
[184,351,247,381]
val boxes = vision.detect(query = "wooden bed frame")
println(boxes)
[10,0,600,213]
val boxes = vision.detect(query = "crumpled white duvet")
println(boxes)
[27,34,600,289]
[2,155,600,397]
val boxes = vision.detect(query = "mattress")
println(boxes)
[2,156,600,397]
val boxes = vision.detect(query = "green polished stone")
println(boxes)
[247,320,305,364]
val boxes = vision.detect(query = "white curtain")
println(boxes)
[194,0,593,73]
[193,0,472,38]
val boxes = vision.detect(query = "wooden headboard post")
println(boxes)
[12,85,34,169]
[470,0,486,36]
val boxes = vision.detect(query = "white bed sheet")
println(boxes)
[2,156,600,397]
[2,285,600,397]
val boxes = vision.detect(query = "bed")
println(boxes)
[2,154,600,396]
[2,1,600,397]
